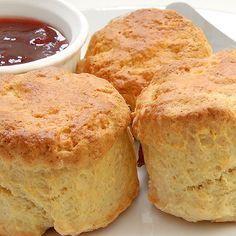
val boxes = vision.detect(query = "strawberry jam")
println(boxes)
[0,18,69,66]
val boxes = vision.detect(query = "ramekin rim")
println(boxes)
[0,0,89,73]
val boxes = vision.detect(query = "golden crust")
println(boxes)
[133,49,236,141]
[133,49,236,222]
[0,67,130,166]
[0,227,36,236]
[78,8,212,108]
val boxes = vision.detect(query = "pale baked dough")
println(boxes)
[77,8,212,109]
[133,49,236,222]
[0,67,139,236]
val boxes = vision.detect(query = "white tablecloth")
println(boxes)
[67,0,236,13]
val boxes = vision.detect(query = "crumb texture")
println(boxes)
[133,49,236,222]
[0,130,139,235]
[0,67,138,235]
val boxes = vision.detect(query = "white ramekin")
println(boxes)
[0,0,88,74]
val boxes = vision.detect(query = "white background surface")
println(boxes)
[67,0,236,13]
[65,0,236,51]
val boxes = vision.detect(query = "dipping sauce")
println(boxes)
[0,18,69,66]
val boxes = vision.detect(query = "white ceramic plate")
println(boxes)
[44,7,236,236]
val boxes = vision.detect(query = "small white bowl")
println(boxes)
[0,0,88,74]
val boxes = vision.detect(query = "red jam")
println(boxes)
[137,145,145,167]
[0,18,69,66]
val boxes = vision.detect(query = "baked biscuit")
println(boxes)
[77,8,212,109]
[0,67,139,236]
[133,49,236,222]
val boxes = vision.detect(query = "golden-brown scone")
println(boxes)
[0,67,139,236]
[77,8,212,109]
[133,49,236,222]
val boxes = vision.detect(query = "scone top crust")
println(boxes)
[133,49,236,142]
[78,8,212,108]
[0,67,130,166]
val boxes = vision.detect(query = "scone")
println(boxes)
[133,49,236,222]
[77,8,212,109]
[0,67,139,236]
